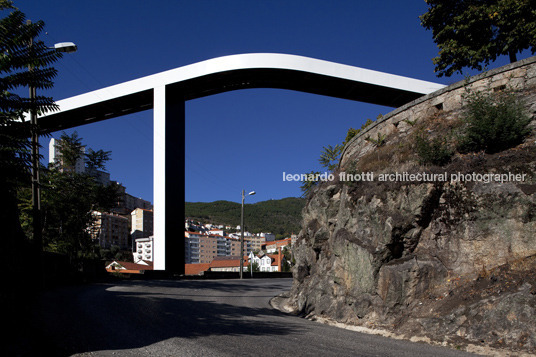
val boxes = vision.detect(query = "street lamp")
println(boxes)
[240,190,255,279]
[28,19,77,252]
[53,42,78,53]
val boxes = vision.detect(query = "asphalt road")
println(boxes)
[20,278,478,356]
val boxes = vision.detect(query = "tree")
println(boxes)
[299,170,321,198]
[420,0,536,77]
[20,132,120,261]
[247,261,260,273]
[319,144,343,171]
[54,131,84,171]
[1,1,62,256]
[86,147,111,172]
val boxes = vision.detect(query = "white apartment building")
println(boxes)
[134,237,153,263]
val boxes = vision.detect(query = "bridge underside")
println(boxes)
[38,54,445,273]
[39,68,429,133]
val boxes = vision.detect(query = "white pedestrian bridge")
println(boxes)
[40,53,445,272]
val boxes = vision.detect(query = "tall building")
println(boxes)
[131,208,153,241]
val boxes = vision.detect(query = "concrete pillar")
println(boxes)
[153,85,185,274]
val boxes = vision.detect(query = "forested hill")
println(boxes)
[185,197,305,238]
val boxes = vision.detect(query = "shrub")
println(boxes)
[344,128,360,145]
[365,132,386,147]
[415,134,453,166]
[457,90,531,154]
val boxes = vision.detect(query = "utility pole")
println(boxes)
[240,189,255,279]
[28,19,42,253]
[240,190,245,279]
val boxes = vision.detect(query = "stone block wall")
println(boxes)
[340,56,536,167]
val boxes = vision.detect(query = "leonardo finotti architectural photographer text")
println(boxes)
[283,171,528,184]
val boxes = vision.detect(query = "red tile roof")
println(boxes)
[106,261,153,274]
[185,263,210,275]
[209,256,247,268]
[268,254,282,267]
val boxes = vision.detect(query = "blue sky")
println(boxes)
[20,1,527,204]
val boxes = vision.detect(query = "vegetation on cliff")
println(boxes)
[284,73,536,354]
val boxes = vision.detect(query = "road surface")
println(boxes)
[21,278,478,356]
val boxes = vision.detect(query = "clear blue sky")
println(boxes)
[20,1,526,204]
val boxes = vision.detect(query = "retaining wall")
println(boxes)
[340,56,536,167]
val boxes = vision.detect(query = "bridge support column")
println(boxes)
[153,85,185,274]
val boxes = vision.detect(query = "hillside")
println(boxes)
[185,197,305,237]
[277,57,536,355]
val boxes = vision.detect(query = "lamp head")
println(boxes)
[248,191,256,196]
[54,42,78,53]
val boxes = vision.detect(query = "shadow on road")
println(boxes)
[21,279,298,356]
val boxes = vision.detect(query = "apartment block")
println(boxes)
[131,208,154,240]
[245,235,265,253]
[90,211,130,249]
[185,232,252,264]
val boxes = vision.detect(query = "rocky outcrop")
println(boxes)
[281,58,536,354]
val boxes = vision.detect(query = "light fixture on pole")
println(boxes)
[240,190,255,279]
[28,19,77,252]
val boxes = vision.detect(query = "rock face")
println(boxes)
[284,59,536,354]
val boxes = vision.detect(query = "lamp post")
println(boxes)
[240,189,255,279]
[28,19,77,252]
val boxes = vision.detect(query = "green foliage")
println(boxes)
[420,0,536,77]
[86,148,111,172]
[403,118,417,126]
[299,170,321,198]
[185,197,305,237]
[0,3,62,191]
[319,144,343,171]
[1,1,64,271]
[19,133,120,260]
[365,132,386,147]
[344,127,360,145]
[55,131,83,170]
[99,246,133,262]
[415,134,453,166]
[343,118,376,146]
[457,90,531,154]
[39,170,119,259]
[247,261,260,272]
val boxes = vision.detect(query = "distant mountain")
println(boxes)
[185,197,305,238]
